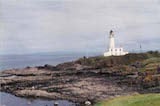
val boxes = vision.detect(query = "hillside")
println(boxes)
[76,51,160,68]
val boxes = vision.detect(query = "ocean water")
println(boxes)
[0,92,76,106]
[0,53,84,71]
[0,52,91,106]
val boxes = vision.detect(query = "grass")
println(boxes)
[77,52,160,67]
[143,57,160,66]
[95,94,160,106]
[139,57,160,72]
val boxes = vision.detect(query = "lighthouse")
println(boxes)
[104,30,128,56]
[109,30,115,49]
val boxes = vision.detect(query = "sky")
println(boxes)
[0,0,160,55]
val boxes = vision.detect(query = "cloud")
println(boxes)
[0,0,160,54]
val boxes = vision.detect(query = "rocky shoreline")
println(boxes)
[1,52,160,105]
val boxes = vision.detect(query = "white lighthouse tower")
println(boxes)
[109,30,115,49]
[104,30,128,56]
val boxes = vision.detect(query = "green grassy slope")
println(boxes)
[95,94,160,106]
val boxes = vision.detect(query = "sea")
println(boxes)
[0,52,100,106]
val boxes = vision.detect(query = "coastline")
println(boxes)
[1,52,160,105]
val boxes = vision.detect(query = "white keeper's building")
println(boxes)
[104,30,128,56]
